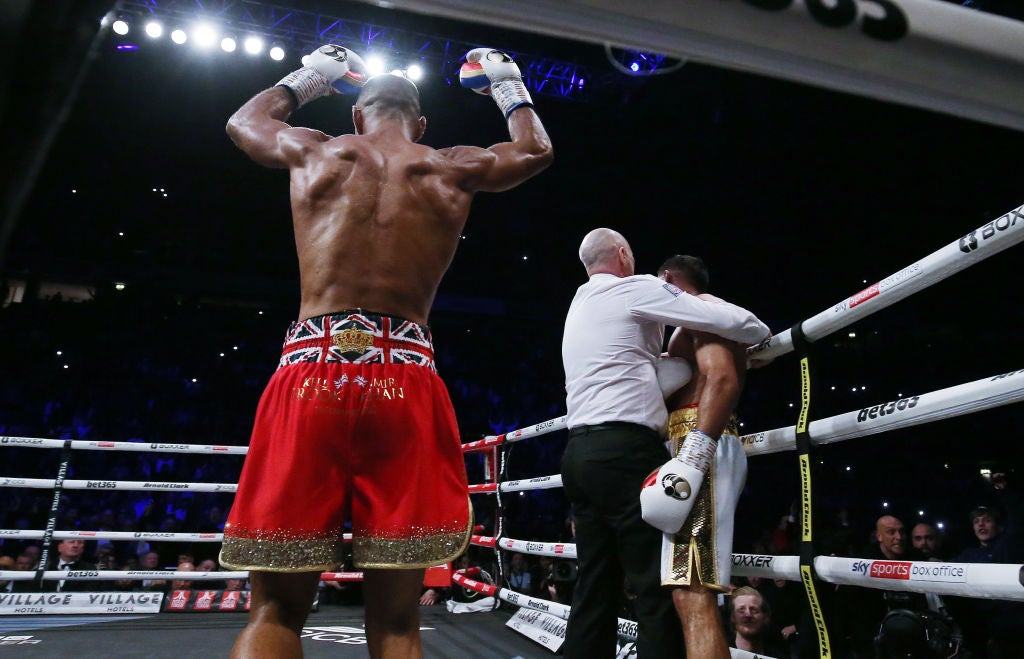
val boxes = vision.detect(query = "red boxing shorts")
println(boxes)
[220,310,471,572]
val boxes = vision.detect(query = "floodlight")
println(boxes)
[244,36,264,55]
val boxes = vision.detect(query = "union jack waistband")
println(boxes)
[279,310,435,371]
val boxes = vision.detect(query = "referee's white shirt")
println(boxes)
[562,273,769,434]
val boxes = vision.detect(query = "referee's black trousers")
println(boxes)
[560,422,684,658]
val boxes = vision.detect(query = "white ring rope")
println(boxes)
[0,569,367,583]
[0,570,250,582]
[497,537,577,560]
[748,204,1024,362]
[474,536,1024,602]
[740,368,1024,456]
[0,437,247,454]
[463,367,1024,465]
[371,0,1024,132]
[468,475,563,494]
[0,478,237,493]
[731,554,1024,601]
[0,530,224,542]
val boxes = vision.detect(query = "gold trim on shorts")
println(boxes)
[356,499,473,569]
[219,525,344,573]
[662,406,739,592]
[220,501,473,572]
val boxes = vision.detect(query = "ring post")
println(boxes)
[790,322,833,658]
[35,439,73,590]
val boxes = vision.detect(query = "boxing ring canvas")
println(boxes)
[0,604,549,658]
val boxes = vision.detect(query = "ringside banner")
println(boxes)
[0,591,163,615]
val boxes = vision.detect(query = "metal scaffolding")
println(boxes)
[117,0,594,100]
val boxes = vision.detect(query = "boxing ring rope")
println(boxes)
[1,216,1020,654]
[0,478,237,493]
[747,204,1024,362]
[460,369,1024,461]
[457,205,1023,652]
[0,437,247,454]
[361,0,1024,133]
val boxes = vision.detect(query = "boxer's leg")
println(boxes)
[230,571,321,658]
[364,568,427,659]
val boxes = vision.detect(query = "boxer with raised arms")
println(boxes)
[219,44,551,658]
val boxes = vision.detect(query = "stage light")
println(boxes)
[145,21,163,38]
[366,54,386,75]
[390,69,404,76]
[114,282,126,291]
[116,44,138,51]
[406,64,423,80]
[171,29,187,45]
[629,61,640,73]
[269,46,285,61]
[244,36,264,55]
[221,37,237,52]
[113,20,129,35]
[193,23,217,48]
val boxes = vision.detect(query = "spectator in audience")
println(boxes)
[47,538,96,592]
[839,514,963,659]
[113,555,139,591]
[507,552,532,593]
[139,550,168,592]
[15,552,34,571]
[169,560,195,591]
[951,470,1024,658]
[0,555,15,593]
[911,522,946,561]
[224,577,249,592]
[194,557,225,590]
[728,586,789,658]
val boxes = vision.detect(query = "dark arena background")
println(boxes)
[1,0,1022,657]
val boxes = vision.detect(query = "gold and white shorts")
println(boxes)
[660,406,747,592]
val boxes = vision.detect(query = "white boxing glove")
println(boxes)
[656,356,692,399]
[640,429,717,534]
[276,44,368,109]
[458,48,534,118]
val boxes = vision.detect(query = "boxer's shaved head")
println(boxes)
[356,74,421,120]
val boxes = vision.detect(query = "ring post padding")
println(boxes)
[789,322,833,658]
[35,439,72,590]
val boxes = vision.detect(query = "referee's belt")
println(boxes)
[568,421,657,437]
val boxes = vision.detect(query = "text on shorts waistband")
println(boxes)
[279,309,435,371]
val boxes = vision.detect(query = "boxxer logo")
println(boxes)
[959,207,1023,253]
